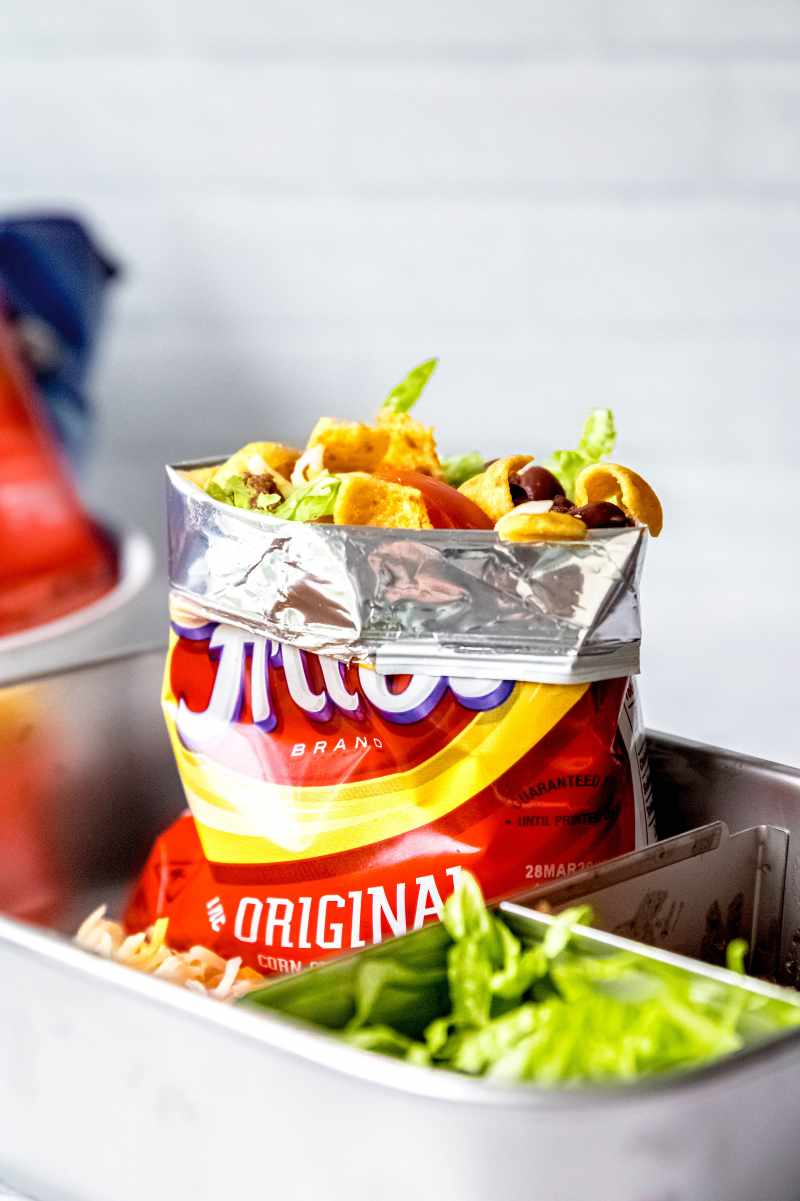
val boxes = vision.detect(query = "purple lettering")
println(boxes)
[174,623,513,743]
[357,668,447,725]
[447,676,514,711]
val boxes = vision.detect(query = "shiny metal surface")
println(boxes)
[650,734,800,987]
[3,649,800,1201]
[0,648,182,935]
[168,463,646,683]
[0,528,153,657]
[512,821,789,978]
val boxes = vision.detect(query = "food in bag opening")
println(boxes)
[195,358,663,537]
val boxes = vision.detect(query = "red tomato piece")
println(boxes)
[375,468,493,530]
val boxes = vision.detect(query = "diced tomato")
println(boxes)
[375,467,493,530]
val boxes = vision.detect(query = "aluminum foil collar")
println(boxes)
[167,464,647,684]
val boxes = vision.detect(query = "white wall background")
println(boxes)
[0,1,798,764]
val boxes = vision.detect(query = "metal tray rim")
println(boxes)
[6,904,800,1113]
[648,728,800,781]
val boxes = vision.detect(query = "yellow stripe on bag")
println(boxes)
[162,670,587,865]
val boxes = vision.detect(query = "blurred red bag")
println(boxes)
[0,317,115,636]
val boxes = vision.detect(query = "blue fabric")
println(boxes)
[0,215,117,465]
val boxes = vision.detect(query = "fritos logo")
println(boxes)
[172,620,514,748]
[172,624,511,735]
[167,621,516,791]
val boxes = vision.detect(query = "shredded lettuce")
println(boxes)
[726,939,748,975]
[255,492,281,512]
[578,408,616,461]
[542,408,617,500]
[380,358,438,416]
[206,475,259,510]
[348,960,446,1033]
[206,473,282,513]
[441,869,494,942]
[271,474,341,522]
[242,871,800,1086]
[206,467,339,522]
[441,452,485,488]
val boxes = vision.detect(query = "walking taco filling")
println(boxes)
[187,357,663,540]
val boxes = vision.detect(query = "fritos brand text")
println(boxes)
[173,620,513,752]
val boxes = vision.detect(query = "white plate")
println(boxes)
[0,525,154,653]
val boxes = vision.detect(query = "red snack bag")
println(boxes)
[126,619,654,974]
[0,316,115,636]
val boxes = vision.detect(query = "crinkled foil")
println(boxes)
[167,464,647,684]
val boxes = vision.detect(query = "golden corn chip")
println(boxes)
[182,465,216,490]
[306,418,390,474]
[495,510,587,543]
[574,463,663,537]
[256,442,301,480]
[376,411,441,476]
[458,455,533,522]
[333,473,433,529]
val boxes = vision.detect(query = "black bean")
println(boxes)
[572,501,631,529]
[509,465,564,503]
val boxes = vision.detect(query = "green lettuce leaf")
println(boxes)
[380,358,438,416]
[579,408,616,461]
[440,452,485,489]
[206,475,258,510]
[491,939,549,1003]
[449,1004,540,1075]
[342,1024,419,1058]
[448,935,493,1028]
[348,959,446,1032]
[271,474,341,522]
[726,940,748,975]
[405,1043,434,1068]
[210,470,341,523]
[442,870,494,942]
[256,492,281,512]
[542,408,617,500]
[541,905,593,960]
[424,1015,456,1056]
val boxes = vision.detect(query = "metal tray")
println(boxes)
[2,648,800,1201]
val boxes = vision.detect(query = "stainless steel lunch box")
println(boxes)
[2,648,800,1201]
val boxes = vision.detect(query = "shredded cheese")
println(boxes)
[75,906,263,1001]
